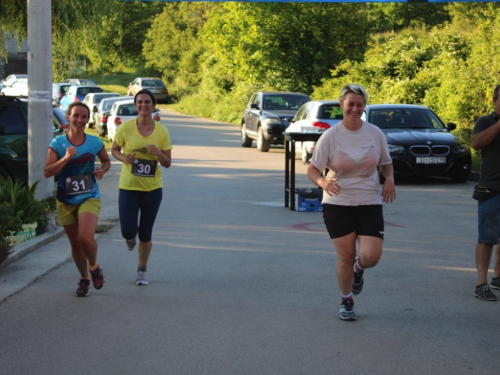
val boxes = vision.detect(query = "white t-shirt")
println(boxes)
[310,121,392,206]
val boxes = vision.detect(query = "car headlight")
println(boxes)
[264,118,282,125]
[453,144,469,153]
[388,144,406,154]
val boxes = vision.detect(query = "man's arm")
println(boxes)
[471,119,500,150]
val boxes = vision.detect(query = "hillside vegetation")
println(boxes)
[2,1,499,168]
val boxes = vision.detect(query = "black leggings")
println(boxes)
[118,188,163,243]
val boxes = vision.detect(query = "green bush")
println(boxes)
[0,202,22,264]
[0,177,51,235]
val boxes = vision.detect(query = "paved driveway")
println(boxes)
[0,110,495,375]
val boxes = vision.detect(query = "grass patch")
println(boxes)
[73,73,137,95]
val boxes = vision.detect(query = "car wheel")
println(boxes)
[241,124,252,147]
[301,143,312,164]
[257,126,270,152]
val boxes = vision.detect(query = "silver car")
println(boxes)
[285,100,343,163]
[127,77,168,104]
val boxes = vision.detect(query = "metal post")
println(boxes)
[27,0,53,199]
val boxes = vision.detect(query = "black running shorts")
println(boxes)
[322,204,384,239]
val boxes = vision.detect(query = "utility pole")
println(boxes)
[27,0,52,199]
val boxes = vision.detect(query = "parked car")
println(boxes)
[1,78,28,98]
[52,83,71,104]
[53,105,69,131]
[63,78,96,86]
[285,100,343,163]
[82,92,121,128]
[107,99,160,142]
[94,96,133,137]
[241,91,311,152]
[2,74,27,86]
[127,77,168,104]
[0,81,5,94]
[59,85,104,112]
[361,104,471,183]
[0,96,64,184]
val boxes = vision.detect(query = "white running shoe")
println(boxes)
[136,271,149,285]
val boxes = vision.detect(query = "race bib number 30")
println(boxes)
[65,174,94,195]
[132,159,157,177]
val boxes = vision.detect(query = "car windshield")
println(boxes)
[117,104,138,116]
[77,87,103,96]
[263,95,310,110]
[317,104,343,120]
[95,94,117,104]
[103,101,116,111]
[369,109,445,130]
[142,79,163,87]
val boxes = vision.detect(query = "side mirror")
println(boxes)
[447,122,456,131]
[250,103,259,110]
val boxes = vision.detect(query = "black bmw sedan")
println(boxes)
[362,104,471,183]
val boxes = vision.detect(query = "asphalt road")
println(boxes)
[0,109,497,375]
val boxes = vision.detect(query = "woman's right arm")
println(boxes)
[308,163,340,196]
[43,147,74,178]
[111,141,135,164]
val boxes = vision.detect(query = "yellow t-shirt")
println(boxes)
[115,118,173,191]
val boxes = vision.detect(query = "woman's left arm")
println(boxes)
[93,147,111,180]
[145,144,171,168]
[158,149,172,168]
[379,164,396,203]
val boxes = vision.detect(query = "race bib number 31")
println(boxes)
[65,174,94,195]
[132,159,157,177]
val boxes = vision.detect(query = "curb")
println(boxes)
[0,227,66,271]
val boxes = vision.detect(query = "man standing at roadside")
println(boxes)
[471,84,500,301]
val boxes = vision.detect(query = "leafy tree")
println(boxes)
[201,2,370,95]
[368,3,450,33]
[1,0,164,77]
[143,1,213,96]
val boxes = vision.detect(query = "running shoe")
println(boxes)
[352,256,364,294]
[474,284,497,301]
[491,277,500,290]
[126,237,137,251]
[76,278,91,297]
[136,271,149,285]
[339,298,356,321]
[89,266,105,290]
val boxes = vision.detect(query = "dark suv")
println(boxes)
[241,92,311,152]
[0,96,64,184]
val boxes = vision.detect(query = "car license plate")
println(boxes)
[416,157,446,164]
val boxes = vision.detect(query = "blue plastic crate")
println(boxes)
[295,188,322,212]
